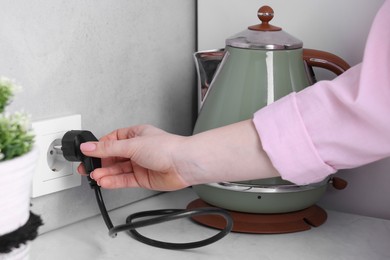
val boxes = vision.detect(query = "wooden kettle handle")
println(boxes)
[303,48,351,76]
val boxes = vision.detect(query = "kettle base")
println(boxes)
[187,199,327,234]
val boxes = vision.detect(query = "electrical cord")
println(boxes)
[93,185,233,250]
[61,130,233,250]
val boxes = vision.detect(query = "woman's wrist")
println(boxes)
[176,119,280,186]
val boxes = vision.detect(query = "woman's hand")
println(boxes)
[78,125,190,191]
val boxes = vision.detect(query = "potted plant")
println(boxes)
[0,77,42,259]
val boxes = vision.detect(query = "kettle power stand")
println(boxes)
[59,130,233,250]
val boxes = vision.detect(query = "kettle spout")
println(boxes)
[194,49,226,112]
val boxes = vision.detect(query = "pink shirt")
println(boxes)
[253,0,390,185]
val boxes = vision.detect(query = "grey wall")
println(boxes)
[197,0,390,219]
[1,0,196,233]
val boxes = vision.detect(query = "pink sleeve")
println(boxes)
[253,0,390,185]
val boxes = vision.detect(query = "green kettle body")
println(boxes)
[192,46,349,214]
[193,46,310,133]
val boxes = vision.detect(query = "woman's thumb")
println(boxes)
[80,142,97,152]
[80,140,135,158]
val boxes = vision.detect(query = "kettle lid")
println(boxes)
[226,6,303,50]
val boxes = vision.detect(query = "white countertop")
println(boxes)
[31,188,390,260]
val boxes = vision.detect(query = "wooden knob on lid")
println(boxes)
[248,6,282,31]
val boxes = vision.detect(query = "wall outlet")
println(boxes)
[32,115,82,198]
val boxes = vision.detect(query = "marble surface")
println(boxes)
[31,188,390,260]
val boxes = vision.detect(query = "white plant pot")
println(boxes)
[0,148,39,260]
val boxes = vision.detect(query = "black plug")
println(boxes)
[61,130,101,188]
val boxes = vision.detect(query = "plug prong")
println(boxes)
[53,145,63,155]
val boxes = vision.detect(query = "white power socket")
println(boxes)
[32,115,82,198]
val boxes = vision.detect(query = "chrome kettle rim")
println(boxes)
[205,178,329,194]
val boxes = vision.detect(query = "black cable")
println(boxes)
[93,186,233,250]
[61,130,233,249]
[93,187,115,234]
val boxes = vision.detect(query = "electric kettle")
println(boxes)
[192,6,350,213]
